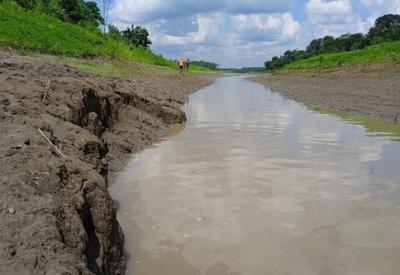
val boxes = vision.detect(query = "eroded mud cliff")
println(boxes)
[0,52,216,274]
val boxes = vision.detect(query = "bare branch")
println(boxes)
[37,128,67,159]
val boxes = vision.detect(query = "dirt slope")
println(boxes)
[254,65,400,122]
[0,51,216,275]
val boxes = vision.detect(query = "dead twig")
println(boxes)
[37,128,67,159]
[42,78,52,104]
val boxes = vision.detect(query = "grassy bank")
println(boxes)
[0,1,208,72]
[282,42,400,71]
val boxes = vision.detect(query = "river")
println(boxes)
[110,76,400,275]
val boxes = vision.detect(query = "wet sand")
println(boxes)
[253,65,400,123]
[111,76,400,275]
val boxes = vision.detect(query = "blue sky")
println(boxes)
[100,0,400,67]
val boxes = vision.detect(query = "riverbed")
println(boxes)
[111,76,400,275]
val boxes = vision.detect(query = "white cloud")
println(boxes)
[110,0,294,24]
[358,0,400,26]
[233,13,300,41]
[306,0,352,15]
[359,0,400,13]
[148,12,300,67]
[304,0,368,38]
[152,15,220,46]
[152,13,299,46]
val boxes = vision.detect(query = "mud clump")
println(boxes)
[0,51,216,274]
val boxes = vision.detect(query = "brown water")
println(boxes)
[110,76,400,275]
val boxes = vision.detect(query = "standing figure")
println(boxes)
[185,59,191,72]
[177,57,186,73]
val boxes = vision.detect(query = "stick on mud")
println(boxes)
[42,78,52,104]
[37,128,67,159]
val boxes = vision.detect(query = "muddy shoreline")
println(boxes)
[0,51,217,274]
[253,65,400,123]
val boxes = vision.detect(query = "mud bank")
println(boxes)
[254,65,400,123]
[0,51,216,274]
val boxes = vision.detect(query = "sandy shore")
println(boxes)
[0,51,217,274]
[253,65,400,123]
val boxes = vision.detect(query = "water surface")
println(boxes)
[111,76,400,275]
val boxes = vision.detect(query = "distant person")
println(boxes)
[177,57,185,73]
[185,59,191,72]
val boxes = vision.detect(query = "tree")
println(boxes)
[122,25,152,49]
[59,0,86,24]
[14,0,104,27]
[264,13,400,71]
[306,38,323,55]
[83,1,104,27]
[349,33,367,50]
[335,33,353,51]
[282,50,296,63]
[190,61,218,70]
[368,14,400,43]
[108,24,121,36]
[321,36,336,53]
[58,0,104,26]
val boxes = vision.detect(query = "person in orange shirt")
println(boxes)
[177,57,186,73]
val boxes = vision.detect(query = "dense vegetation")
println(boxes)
[283,41,400,70]
[0,0,210,71]
[265,14,400,70]
[0,1,173,66]
[218,67,265,73]
[13,0,104,27]
[190,61,219,70]
[9,0,154,49]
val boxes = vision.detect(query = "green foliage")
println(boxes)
[282,42,400,70]
[190,60,219,70]
[122,25,152,49]
[107,24,121,38]
[218,67,265,73]
[0,1,175,67]
[265,14,399,71]
[82,1,104,27]
[265,49,310,70]
[13,0,104,27]
[368,14,400,44]
[14,0,64,17]
[14,0,39,10]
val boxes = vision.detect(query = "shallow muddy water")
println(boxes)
[111,76,400,275]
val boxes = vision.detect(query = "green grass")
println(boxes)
[0,1,209,72]
[310,105,400,141]
[282,42,400,71]
[25,53,211,78]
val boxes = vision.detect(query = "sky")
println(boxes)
[101,0,400,67]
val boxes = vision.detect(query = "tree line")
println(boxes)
[217,67,265,73]
[190,61,219,70]
[188,62,266,73]
[265,14,400,70]
[12,0,152,49]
